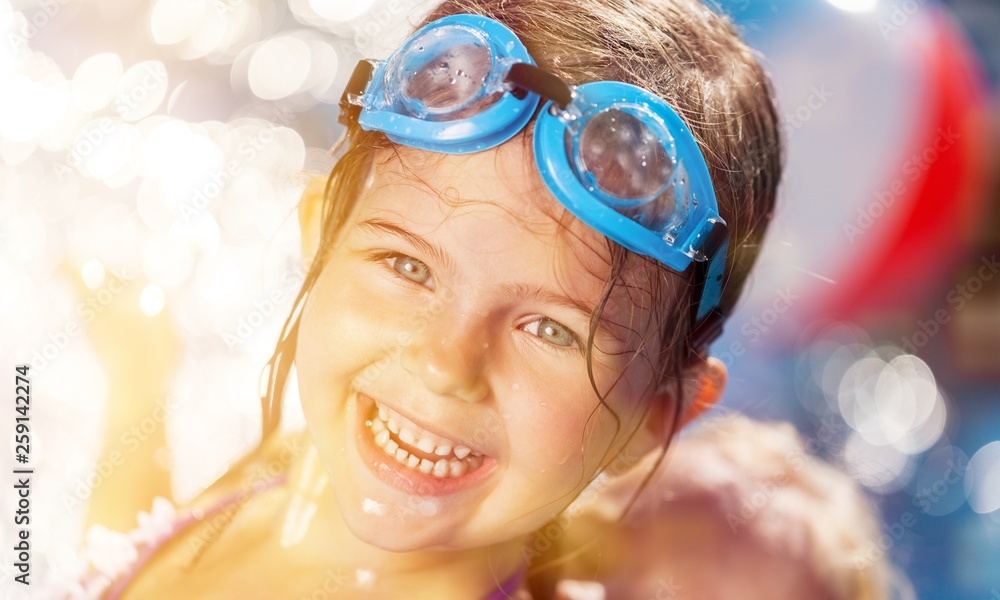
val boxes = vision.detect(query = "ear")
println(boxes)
[298,176,329,269]
[616,357,727,462]
[676,356,727,429]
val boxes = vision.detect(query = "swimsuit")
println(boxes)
[56,475,526,599]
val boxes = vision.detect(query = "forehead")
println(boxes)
[367,142,612,284]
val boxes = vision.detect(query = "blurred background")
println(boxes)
[0,0,998,598]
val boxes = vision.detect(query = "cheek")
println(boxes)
[505,388,621,492]
[297,261,383,412]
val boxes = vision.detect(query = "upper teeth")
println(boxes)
[368,402,484,478]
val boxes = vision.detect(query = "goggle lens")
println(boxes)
[396,28,500,121]
[574,107,687,235]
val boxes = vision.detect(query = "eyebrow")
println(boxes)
[498,282,596,321]
[357,217,458,276]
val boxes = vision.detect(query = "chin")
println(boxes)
[331,486,459,552]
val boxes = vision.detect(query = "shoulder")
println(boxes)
[184,429,309,513]
[47,432,310,599]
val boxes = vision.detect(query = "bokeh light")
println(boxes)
[139,283,166,316]
[71,53,123,113]
[966,442,1000,515]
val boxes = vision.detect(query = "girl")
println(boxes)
[69,0,782,597]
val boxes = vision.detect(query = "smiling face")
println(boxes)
[295,139,668,552]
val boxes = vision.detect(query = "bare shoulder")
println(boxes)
[182,430,310,513]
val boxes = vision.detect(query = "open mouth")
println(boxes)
[354,392,496,496]
[365,401,486,479]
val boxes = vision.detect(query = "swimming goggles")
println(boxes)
[339,14,728,348]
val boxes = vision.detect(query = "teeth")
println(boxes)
[468,455,484,471]
[434,443,453,456]
[399,427,416,446]
[369,403,486,479]
[450,460,468,478]
[416,437,435,454]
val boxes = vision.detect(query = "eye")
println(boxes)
[522,317,580,350]
[384,253,434,287]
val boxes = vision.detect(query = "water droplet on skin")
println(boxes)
[419,499,440,516]
[483,342,489,349]
[447,77,455,84]
[356,568,375,588]
[540,401,549,407]
[362,498,385,515]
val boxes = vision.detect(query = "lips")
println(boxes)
[354,392,497,496]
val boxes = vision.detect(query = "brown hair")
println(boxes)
[257,0,782,567]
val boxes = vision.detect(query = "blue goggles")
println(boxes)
[339,14,728,348]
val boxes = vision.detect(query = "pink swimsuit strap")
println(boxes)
[100,474,526,599]
[103,474,288,599]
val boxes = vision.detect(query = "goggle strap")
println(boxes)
[505,63,573,109]
[339,60,375,126]
[687,232,727,352]
[699,220,728,262]
[690,307,725,355]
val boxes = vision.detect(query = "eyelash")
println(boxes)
[368,251,433,288]
[366,251,583,354]
[523,318,582,355]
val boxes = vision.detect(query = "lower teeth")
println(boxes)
[367,413,481,478]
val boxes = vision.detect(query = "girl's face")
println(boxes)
[296,140,665,552]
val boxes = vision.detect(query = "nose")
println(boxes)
[400,308,490,404]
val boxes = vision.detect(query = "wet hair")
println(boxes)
[257,0,781,576]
